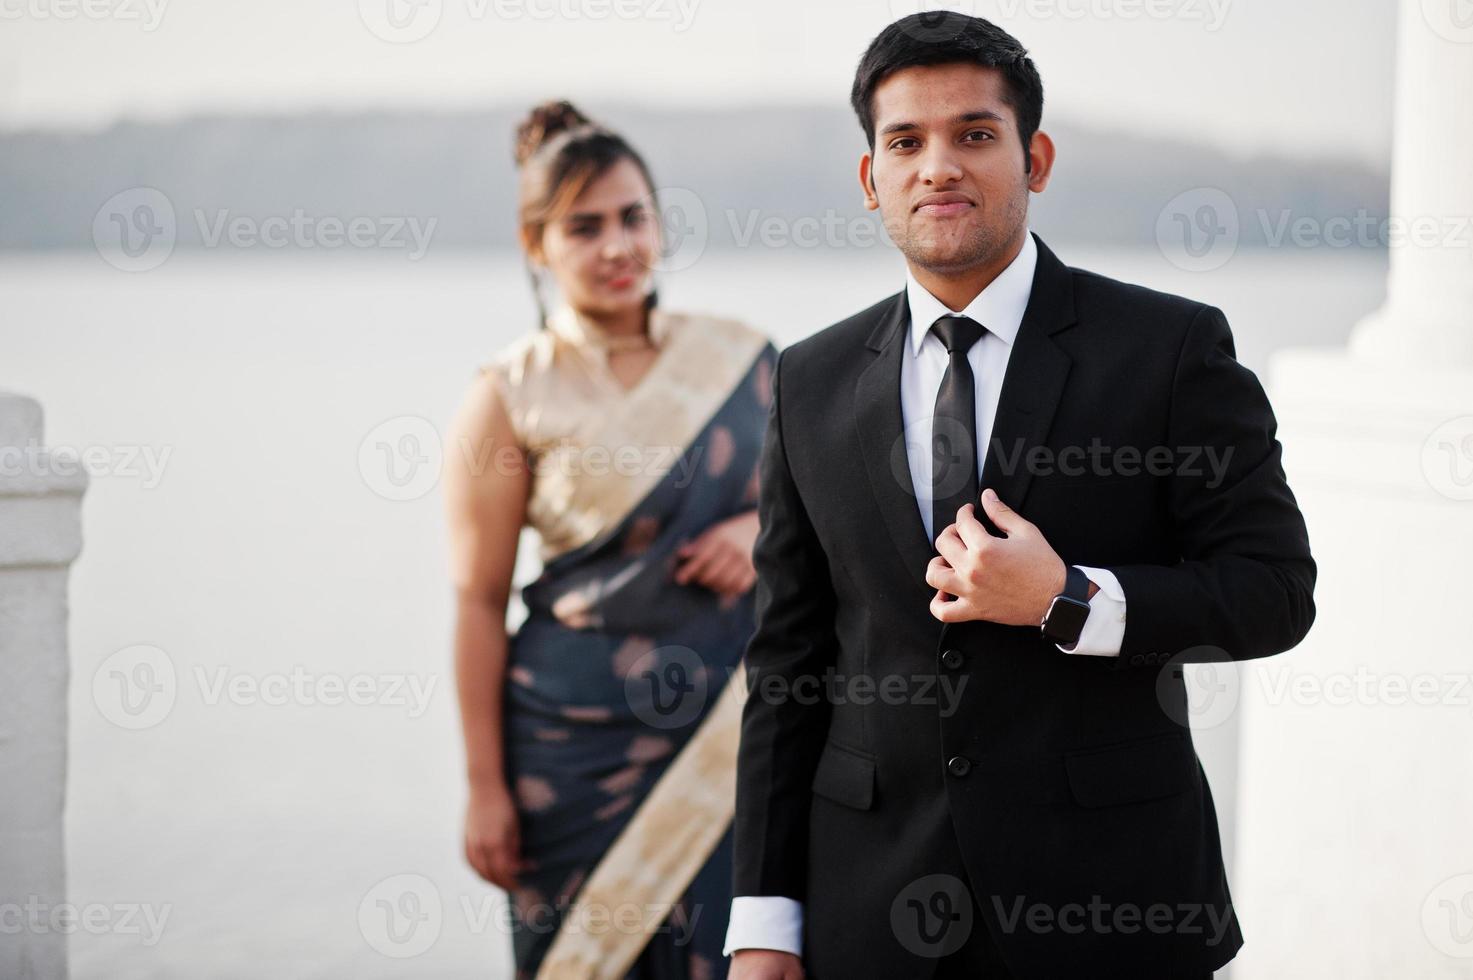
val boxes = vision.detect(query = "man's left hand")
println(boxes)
[926,488,1068,626]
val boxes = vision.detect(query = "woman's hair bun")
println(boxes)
[514,100,592,166]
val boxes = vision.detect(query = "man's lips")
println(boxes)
[914,194,975,217]
[917,202,973,217]
[605,273,638,289]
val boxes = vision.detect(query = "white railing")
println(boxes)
[0,392,88,980]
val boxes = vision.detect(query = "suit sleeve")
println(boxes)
[732,345,839,899]
[1105,303,1317,671]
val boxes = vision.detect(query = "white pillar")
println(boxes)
[0,393,87,980]
[1350,0,1473,366]
[1237,4,1473,976]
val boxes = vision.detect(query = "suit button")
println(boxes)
[947,756,972,777]
[941,648,964,670]
[1129,654,1145,666]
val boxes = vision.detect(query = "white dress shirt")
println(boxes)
[722,233,1128,959]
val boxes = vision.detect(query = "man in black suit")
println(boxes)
[722,13,1316,980]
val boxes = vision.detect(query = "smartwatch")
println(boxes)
[1040,566,1092,646]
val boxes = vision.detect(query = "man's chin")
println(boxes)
[903,243,993,276]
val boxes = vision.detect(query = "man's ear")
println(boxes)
[1026,130,1056,194]
[859,152,879,211]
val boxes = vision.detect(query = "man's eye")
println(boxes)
[889,138,919,151]
[963,130,994,142]
[569,224,599,238]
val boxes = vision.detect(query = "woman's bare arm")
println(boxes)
[443,370,530,888]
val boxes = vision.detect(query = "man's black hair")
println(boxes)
[851,12,1044,171]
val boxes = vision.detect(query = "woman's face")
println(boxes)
[536,156,661,317]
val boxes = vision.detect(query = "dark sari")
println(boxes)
[482,305,776,979]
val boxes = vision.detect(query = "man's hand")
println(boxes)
[926,488,1068,626]
[730,949,805,979]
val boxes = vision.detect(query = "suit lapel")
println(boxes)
[980,235,1078,521]
[852,234,1079,597]
[854,291,935,596]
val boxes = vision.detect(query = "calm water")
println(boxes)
[2,244,1384,978]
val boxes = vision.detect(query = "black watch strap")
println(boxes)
[1062,565,1091,603]
[1041,566,1093,645]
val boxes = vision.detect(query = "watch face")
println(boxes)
[1045,597,1091,643]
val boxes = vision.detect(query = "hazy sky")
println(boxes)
[0,0,1397,166]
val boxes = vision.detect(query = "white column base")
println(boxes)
[1230,350,1473,978]
[1,392,87,980]
[1351,306,1473,373]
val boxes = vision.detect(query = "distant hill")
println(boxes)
[0,104,1387,251]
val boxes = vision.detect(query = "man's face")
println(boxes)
[861,62,1047,274]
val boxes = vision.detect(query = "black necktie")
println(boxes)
[929,315,987,550]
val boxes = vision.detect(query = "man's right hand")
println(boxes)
[729,949,804,979]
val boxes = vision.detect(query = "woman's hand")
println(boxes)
[673,509,760,598]
[464,781,524,891]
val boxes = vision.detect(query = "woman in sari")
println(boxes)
[444,100,776,979]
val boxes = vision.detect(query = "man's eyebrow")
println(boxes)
[878,110,1007,137]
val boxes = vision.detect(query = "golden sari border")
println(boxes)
[535,661,748,979]
[524,312,769,564]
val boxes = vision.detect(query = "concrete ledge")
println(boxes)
[0,392,83,980]
[0,392,43,449]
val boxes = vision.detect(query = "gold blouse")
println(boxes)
[480,304,771,564]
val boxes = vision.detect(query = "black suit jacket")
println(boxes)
[732,234,1316,979]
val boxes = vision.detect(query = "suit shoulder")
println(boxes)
[779,291,902,374]
[1068,265,1218,336]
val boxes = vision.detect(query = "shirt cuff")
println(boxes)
[1057,565,1126,657]
[722,896,804,958]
